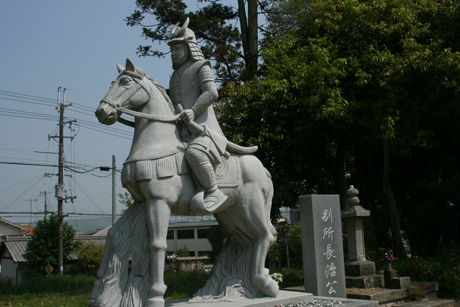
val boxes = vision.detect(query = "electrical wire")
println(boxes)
[0,176,44,211]
[0,174,44,192]
[74,178,105,213]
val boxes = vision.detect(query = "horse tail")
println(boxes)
[226,142,258,155]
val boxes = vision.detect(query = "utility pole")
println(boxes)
[49,87,76,276]
[112,155,116,225]
[40,191,50,219]
[25,199,37,225]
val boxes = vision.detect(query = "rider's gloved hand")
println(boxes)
[180,109,195,124]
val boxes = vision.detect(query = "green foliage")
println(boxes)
[0,275,96,296]
[288,225,303,267]
[393,257,430,281]
[24,214,79,275]
[393,243,460,298]
[269,268,304,289]
[126,0,245,80]
[174,248,190,257]
[163,270,210,301]
[436,270,460,298]
[74,241,105,276]
[218,0,460,255]
[206,226,226,262]
[118,191,134,208]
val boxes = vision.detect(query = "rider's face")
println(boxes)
[171,43,187,69]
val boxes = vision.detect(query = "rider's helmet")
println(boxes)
[168,17,204,61]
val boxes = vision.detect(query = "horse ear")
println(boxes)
[117,64,125,73]
[126,59,135,72]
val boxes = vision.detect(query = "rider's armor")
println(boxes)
[169,19,227,211]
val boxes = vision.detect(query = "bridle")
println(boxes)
[100,74,181,127]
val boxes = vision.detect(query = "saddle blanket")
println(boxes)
[121,151,240,188]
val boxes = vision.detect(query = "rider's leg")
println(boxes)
[186,147,227,210]
[144,198,171,307]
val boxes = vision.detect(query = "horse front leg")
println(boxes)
[145,198,171,307]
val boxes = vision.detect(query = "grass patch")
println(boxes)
[0,275,95,307]
[164,270,210,301]
[0,271,210,306]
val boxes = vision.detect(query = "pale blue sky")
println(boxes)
[0,1,194,226]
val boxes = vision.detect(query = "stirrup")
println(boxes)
[190,189,228,215]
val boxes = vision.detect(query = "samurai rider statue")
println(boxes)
[169,17,228,213]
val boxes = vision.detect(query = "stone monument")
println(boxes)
[341,185,381,289]
[90,19,281,307]
[299,195,346,298]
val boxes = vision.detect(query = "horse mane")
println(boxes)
[122,67,175,115]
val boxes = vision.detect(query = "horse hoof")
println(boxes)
[252,274,279,297]
[145,296,165,307]
[87,299,104,307]
[262,277,279,297]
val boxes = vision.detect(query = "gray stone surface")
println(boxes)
[390,277,411,289]
[166,290,312,307]
[391,298,456,307]
[342,186,370,263]
[346,275,383,289]
[166,293,379,307]
[92,19,278,307]
[299,195,346,298]
[411,281,439,293]
[345,260,376,277]
[384,269,397,287]
[347,289,407,303]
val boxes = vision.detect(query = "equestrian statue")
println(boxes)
[91,18,278,307]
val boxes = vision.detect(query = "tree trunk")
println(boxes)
[334,140,346,209]
[237,0,258,79]
[382,139,406,258]
[368,141,377,228]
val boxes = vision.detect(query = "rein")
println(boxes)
[101,75,181,126]
[102,72,204,135]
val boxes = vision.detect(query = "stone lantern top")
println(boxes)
[341,185,370,218]
[345,185,360,206]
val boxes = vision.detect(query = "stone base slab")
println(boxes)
[392,298,456,307]
[165,290,313,307]
[346,275,383,288]
[390,276,411,289]
[347,288,407,303]
[345,260,376,276]
[165,290,380,307]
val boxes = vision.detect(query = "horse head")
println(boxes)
[96,58,152,125]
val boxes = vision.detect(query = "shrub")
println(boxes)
[74,241,105,276]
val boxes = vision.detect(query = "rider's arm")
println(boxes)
[180,64,218,123]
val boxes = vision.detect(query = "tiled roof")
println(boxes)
[20,224,35,236]
[1,235,107,263]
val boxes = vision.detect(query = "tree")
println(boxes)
[24,214,79,275]
[207,225,226,261]
[218,0,460,257]
[75,241,105,276]
[126,0,307,80]
[118,191,134,213]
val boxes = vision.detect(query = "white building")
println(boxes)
[166,215,218,256]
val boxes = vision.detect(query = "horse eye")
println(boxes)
[120,77,131,84]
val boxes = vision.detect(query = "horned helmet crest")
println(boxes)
[168,17,204,62]
[168,17,197,45]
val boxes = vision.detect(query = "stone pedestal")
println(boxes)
[345,260,382,288]
[342,186,382,289]
[384,269,397,288]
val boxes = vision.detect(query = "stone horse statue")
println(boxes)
[91,59,278,307]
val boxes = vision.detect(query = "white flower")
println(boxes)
[269,273,283,284]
